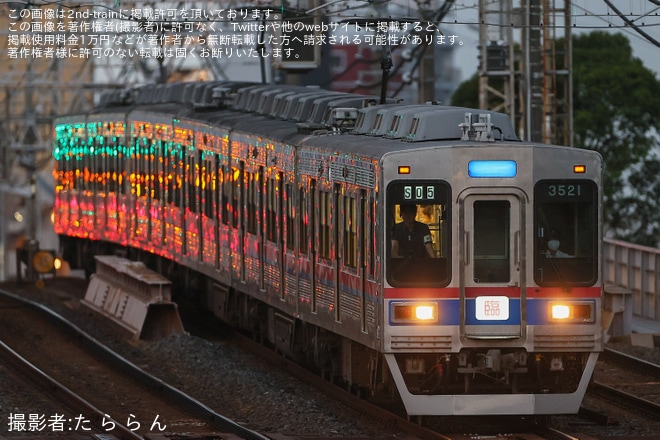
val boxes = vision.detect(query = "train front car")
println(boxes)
[381,114,603,416]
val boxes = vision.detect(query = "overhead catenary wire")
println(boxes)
[602,0,660,47]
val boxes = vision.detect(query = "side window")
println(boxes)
[173,146,184,209]
[246,170,259,235]
[319,190,331,260]
[92,139,100,193]
[164,146,172,204]
[265,177,272,240]
[128,137,136,196]
[221,165,230,225]
[299,183,308,255]
[266,175,279,243]
[286,183,295,251]
[76,128,87,191]
[151,141,161,201]
[143,142,150,200]
[343,195,357,268]
[364,194,377,279]
[187,151,199,213]
[202,153,216,219]
[142,138,150,198]
[82,139,91,192]
[231,163,242,228]
[119,137,127,196]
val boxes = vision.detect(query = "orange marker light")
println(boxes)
[398,166,411,174]
[573,165,586,173]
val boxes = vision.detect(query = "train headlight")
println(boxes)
[549,301,595,323]
[551,304,570,320]
[415,305,435,320]
[391,302,438,324]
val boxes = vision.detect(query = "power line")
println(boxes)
[602,0,660,47]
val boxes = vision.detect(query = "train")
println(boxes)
[52,81,604,417]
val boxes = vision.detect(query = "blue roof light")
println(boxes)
[468,160,517,178]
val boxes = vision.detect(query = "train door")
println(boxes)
[459,191,525,339]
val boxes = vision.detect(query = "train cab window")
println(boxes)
[387,181,451,287]
[534,180,598,286]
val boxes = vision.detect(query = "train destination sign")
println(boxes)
[536,180,595,202]
[402,185,435,201]
[389,181,449,205]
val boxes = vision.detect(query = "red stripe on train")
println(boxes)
[384,286,601,299]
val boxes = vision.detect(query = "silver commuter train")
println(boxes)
[53,81,604,417]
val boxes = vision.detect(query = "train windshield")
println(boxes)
[386,181,451,287]
[534,180,598,286]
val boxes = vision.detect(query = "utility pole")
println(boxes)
[416,0,436,103]
[521,0,572,144]
[478,0,517,129]
[478,0,572,144]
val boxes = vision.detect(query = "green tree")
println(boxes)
[450,72,479,108]
[451,31,660,247]
[573,32,660,246]
[615,155,660,245]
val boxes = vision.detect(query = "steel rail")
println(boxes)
[0,287,271,440]
[0,337,140,440]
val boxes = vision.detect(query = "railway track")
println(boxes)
[0,283,454,440]
[0,288,270,440]
[222,329,453,440]
[184,299,585,440]
[589,347,660,417]
[0,280,631,440]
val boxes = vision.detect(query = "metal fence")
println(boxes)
[604,237,660,324]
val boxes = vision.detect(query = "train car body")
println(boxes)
[53,82,604,417]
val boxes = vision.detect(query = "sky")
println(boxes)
[442,0,660,83]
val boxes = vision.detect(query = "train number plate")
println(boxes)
[475,296,509,321]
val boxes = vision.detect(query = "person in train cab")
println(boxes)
[391,204,436,258]
[545,231,571,258]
